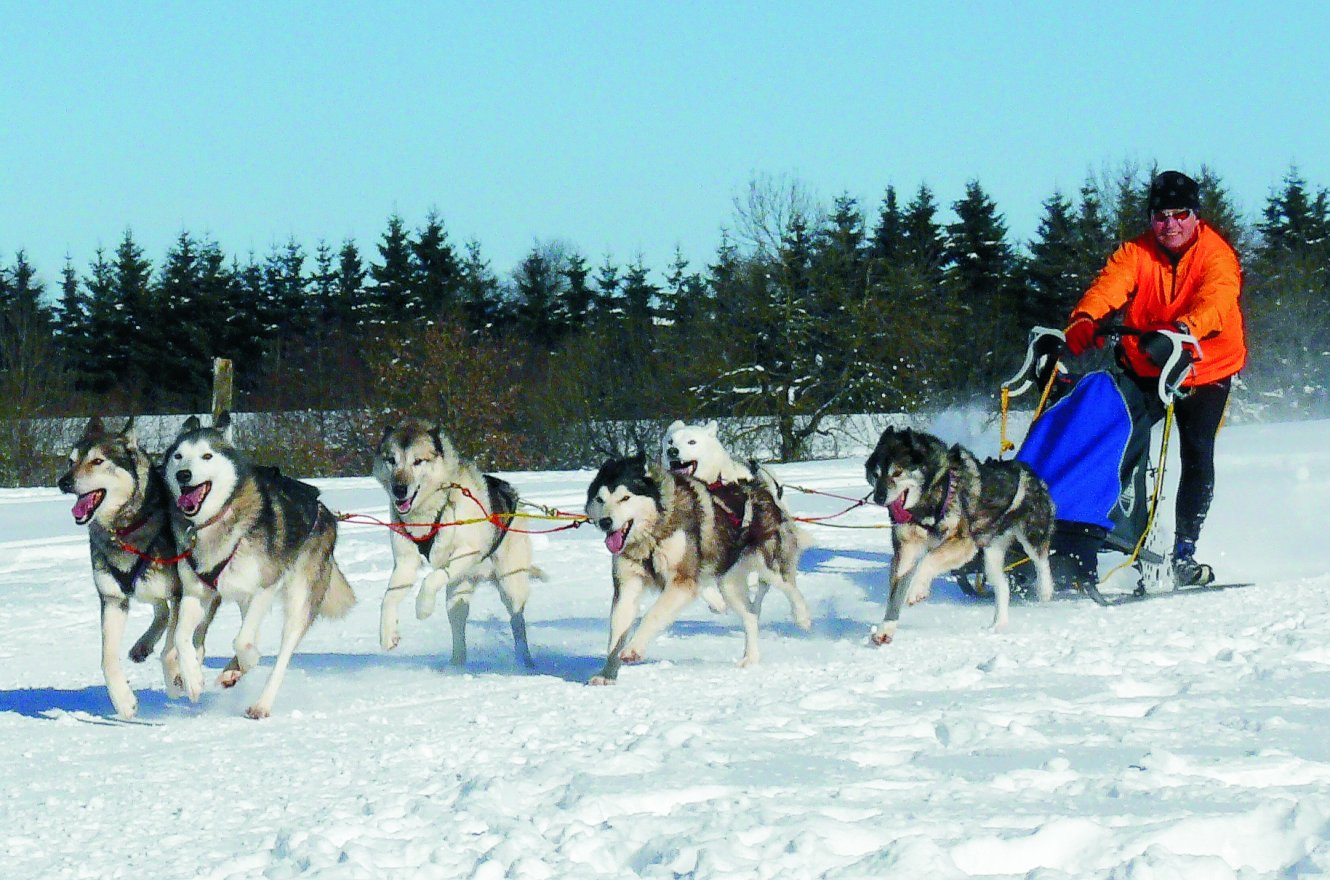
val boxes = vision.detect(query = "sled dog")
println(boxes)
[59,416,218,718]
[163,413,356,718]
[585,455,810,684]
[661,419,789,613]
[374,419,536,668]
[865,427,1055,644]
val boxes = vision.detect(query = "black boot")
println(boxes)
[1172,539,1214,587]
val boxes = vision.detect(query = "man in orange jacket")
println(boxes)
[1064,170,1247,586]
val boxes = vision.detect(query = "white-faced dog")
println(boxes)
[585,455,810,685]
[661,419,789,613]
[58,416,218,718]
[163,413,356,719]
[374,419,537,668]
[865,427,1055,644]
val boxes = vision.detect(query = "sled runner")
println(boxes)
[959,324,1203,604]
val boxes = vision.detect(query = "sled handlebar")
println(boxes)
[1005,325,1201,405]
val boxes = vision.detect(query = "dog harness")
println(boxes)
[104,513,165,595]
[407,477,514,564]
[890,470,957,531]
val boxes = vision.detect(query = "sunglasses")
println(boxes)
[1151,207,1194,224]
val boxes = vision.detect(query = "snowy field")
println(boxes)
[4,415,1330,879]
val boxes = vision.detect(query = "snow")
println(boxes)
[4,415,1330,879]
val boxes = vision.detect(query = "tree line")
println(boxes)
[1,163,1326,483]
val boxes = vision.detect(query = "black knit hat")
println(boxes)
[1148,170,1200,214]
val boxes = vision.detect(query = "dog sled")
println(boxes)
[958,324,1201,604]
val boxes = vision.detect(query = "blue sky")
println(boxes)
[3,2,1328,289]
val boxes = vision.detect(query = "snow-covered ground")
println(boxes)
[4,415,1330,879]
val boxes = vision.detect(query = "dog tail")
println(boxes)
[318,565,357,619]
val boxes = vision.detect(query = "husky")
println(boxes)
[58,416,218,718]
[661,419,788,614]
[162,413,356,719]
[584,455,810,685]
[865,427,1055,644]
[374,419,537,668]
[661,418,785,498]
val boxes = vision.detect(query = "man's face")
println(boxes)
[1151,207,1200,252]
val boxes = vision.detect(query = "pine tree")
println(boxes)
[945,180,1021,392]
[458,240,502,336]
[334,240,367,333]
[562,252,595,329]
[619,257,658,344]
[55,258,92,387]
[1022,190,1080,331]
[112,231,155,400]
[154,232,211,406]
[594,256,623,322]
[368,214,417,328]
[901,183,946,285]
[870,185,905,263]
[659,247,707,327]
[513,245,567,349]
[1196,165,1247,248]
[81,248,120,393]
[412,210,460,320]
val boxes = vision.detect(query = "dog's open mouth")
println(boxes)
[71,489,106,525]
[394,489,418,515]
[605,520,633,555]
[669,458,697,477]
[887,489,912,524]
[177,482,212,517]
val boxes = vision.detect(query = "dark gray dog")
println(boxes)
[865,427,1055,643]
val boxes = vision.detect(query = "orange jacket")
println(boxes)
[1073,221,1246,386]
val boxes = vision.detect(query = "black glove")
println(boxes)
[1138,322,1187,368]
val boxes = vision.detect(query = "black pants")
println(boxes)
[1132,375,1232,545]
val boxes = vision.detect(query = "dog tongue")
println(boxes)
[71,492,100,522]
[888,494,912,524]
[178,484,208,512]
[605,526,628,555]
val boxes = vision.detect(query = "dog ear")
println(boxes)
[215,410,234,442]
[705,420,719,436]
[180,415,202,436]
[120,417,138,450]
[77,416,104,442]
[665,419,685,436]
[378,424,394,450]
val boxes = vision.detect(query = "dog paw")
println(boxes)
[165,674,185,699]
[870,624,897,646]
[109,689,138,720]
[415,590,438,620]
[737,654,760,668]
[129,642,153,663]
[244,705,271,720]
[380,631,400,651]
[905,589,930,606]
[794,611,813,631]
[588,675,617,686]
[619,648,643,664]
[217,669,244,689]
[182,674,204,703]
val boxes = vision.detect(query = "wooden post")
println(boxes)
[211,358,234,422]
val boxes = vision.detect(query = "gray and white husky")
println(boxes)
[865,427,1055,644]
[58,416,218,718]
[162,413,356,718]
[374,419,537,668]
[585,455,810,685]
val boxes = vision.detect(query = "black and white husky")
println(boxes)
[162,413,356,718]
[585,455,809,685]
[374,420,537,668]
[865,427,1055,644]
[58,417,217,718]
